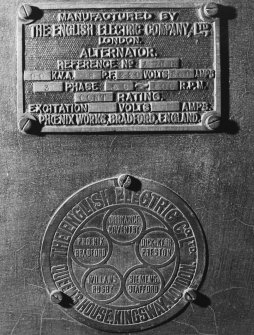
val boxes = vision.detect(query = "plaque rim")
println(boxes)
[40,176,206,332]
[17,0,221,133]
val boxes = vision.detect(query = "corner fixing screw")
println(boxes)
[18,4,33,20]
[118,174,133,189]
[205,114,221,131]
[202,2,219,18]
[50,291,64,305]
[184,289,197,302]
[19,116,35,133]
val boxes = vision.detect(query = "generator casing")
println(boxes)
[0,0,253,334]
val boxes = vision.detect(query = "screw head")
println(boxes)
[18,4,33,20]
[118,174,133,189]
[184,289,197,302]
[203,2,219,18]
[205,114,221,131]
[19,117,34,133]
[50,291,64,304]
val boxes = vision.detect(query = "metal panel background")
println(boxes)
[0,1,253,334]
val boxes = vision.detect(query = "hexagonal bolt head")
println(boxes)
[184,289,197,302]
[18,4,33,20]
[50,291,64,305]
[205,114,221,131]
[202,2,219,18]
[118,174,133,189]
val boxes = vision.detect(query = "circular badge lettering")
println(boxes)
[83,266,122,302]
[124,266,163,302]
[72,229,110,266]
[41,177,206,332]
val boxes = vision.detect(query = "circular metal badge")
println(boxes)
[41,176,206,332]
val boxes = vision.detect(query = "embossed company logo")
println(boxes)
[41,177,206,332]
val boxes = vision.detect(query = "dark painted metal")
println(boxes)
[0,1,253,335]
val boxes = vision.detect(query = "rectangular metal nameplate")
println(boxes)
[17,1,221,133]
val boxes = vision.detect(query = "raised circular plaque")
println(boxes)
[41,176,206,332]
